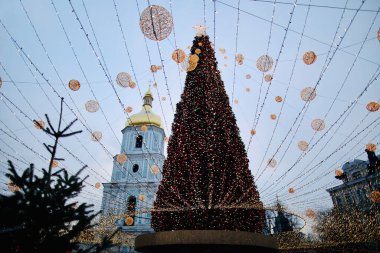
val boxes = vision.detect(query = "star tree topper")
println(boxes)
[193,24,207,37]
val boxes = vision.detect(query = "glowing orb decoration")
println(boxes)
[138,194,145,201]
[52,160,59,168]
[275,96,283,103]
[303,51,317,65]
[270,114,277,120]
[370,190,380,203]
[85,100,99,113]
[8,180,20,193]
[150,165,160,174]
[139,5,173,41]
[116,72,132,88]
[189,54,200,64]
[236,53,244,65]
[181,55,198,72]
[198,42,203,46]
[300,87,317,102]
[224,56,228,59]
[195,48,201,54]
[116,154,127,164]
[125,106,133,113]
[288,188,295,193]
[141,125,148,132]
[246,74,251,79]
[250,129,256,135]
[311,119,325,131]
[234,99,239,104]
[256,55,274,72]
[298,140,309,151]
[264,74,273,82]
[129,81,136,89]
[161,96,166,101]
[268,158,277,168]
[245,87,251,92]
[68,79,80,91]
[34,119,45,129]
[219,48,226,54]
[171,49,186,63]
[305,208,316,218]
[335,169,343,177]
[125,216,134,226]
[95,182,101,189]
[366,101,380,112]
[150,65,162,73]
[91,131,102,142]
[366,143,377,152]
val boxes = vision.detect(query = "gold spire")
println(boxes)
[126,88,162,128]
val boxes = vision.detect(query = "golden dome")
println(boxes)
[126,88,162,128]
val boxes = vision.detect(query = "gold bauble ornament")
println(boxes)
[303,51,317,65]
[85,100,100,113]
[370,190,380,203]
[288,188,295,193]
[150,165,160,174]
[195,49,201,54]
[91,131,102,141]
[366,101,380,112]
[311,119,325,131]
[270,114,277,120]
[138,194,145,201]
[129,81,136,89]
[125,216,134,226]
[141,125,148,132]
[264,74,273,82]
[125,106,133,113]
[250,129,256,135]
[68,79,80,91]
[275,96,282,103]
[366,143,376,152]
[34,119,45,129]
[335,169,343,177]
[172,49,186,63]
[298,140,309,151]
[95,182,101,189]
[305,208,316,218]
[116,154,127,164]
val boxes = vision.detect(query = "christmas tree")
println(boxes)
[0,99,116,253]
[152,28,265,232]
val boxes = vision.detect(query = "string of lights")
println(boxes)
[254,0,311,177]
[255,0,366,181]
[230,0,241,105]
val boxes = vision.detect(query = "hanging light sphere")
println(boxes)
[91,131,102,141]
[52,160,59,168]
[150,65,162,73]
[335,169,343,177]
[305,208,316,218]
[116,72,132,88]
[236,53,244,65]
[171,49,186,63]
[264,74,273,82]
[268,158,277,168]
[366,101,380,112]
[181,55,198,72]
[141,125,148,132]
[303,51,317,65]
[85,100,100,113]
[125,106,133,113]
[256,55,274,72]
[311,119,325,131]
[275,96,283,103]
[68,79,80,91]
[34,119,45,129]
[370,190,380,203]
[270,114,277,120]
[250,129,256,135]
[95,182,101,189]
[139,5,173,41]
[366,143,377,152]
[219,48,226,54]
[138,194,145,201]
[224,56,228,59]
[288,188,295,193]
[116,154,127,164]
[150,165,160,174]
[300,87,317,102]
[298,140,309,151]
[129,81,136,89]
[198,42,203,46]
[245,74,251,79]
[125,216,134,226]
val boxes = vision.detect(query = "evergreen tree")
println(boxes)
[152,31,264,232]
[0,98,115,253]
[273,202,293,234]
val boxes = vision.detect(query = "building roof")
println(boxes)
[126,88,162,128]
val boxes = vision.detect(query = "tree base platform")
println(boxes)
[135,230,278,253]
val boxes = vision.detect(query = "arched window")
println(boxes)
[136,135,143,148]
[126,196,136,226]
[132,164,139,173]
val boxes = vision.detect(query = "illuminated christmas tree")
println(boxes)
[152,28,265,232]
